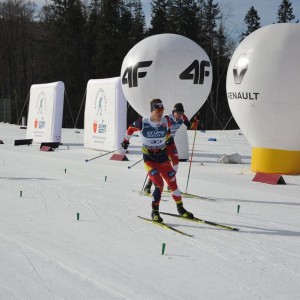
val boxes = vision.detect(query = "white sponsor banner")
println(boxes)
[84,77,127,151]
[26,81,64,143]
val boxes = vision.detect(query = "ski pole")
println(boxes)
[128,158,143,169]
[140,174,149,195]
[85,150,115,162]
[185,127,197,193]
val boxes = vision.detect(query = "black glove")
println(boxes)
[166,137,174,146]
[121,140,130,150]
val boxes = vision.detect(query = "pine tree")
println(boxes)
[41,0,87,127]
[85,0,101,78]
[240,6,261,41]
[200,0,220,55]
[197,0,221,129]
[93,0,144,79]
[195,0,205,43]
[168,0,199,39]
[0,0,36,123]
[93,0,123,78]
[131,0,146,43]
[277,0,295,23]
[149,0,170,35]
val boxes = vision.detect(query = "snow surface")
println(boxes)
[1,123,300,300]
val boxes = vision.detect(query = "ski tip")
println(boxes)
[220,225,239,231]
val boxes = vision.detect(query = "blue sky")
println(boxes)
[142,0,300,38]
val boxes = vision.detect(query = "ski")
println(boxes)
[162,190,215,201]
[133,189,151,196]
[133,189,213,201]
[160,212,239,231]
[132,190,168,201]
[133,189,213,202]
[137,216,193,237]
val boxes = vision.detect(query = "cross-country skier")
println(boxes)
[143,102,198,194]
[121,99,194,223]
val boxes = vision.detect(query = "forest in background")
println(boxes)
[0,0,297,129]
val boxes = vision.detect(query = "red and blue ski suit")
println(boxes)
[124,116,182,208]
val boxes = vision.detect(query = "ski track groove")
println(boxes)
[186,237,264,299]
[35,196,168,297]
[77,192,150,238]
[164,213,299,298]
[0,231,129,299]
[0,234,60,300]
[11,239,58,299]
[32,232,166,299]
[0,280,31,300]
[80,200,103,221]
[82,200,145,239]
[189,222,300,292]
[31,184,49,211]
[230,234,300,282]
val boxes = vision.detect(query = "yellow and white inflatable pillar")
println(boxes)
[226,24,300,174]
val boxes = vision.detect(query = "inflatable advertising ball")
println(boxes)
[121,33,212,118]
[226,24,300,174]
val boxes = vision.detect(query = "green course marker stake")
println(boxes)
[77,213,80,220]
[237,205,240,213]
[162,243,166,255]
[20,191,23,197]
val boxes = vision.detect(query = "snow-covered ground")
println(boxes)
[1,122,300,299]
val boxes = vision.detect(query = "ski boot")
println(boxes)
[177,203,194,219]
[151,209,163,223]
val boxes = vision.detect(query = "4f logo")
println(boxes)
[122,61,153,88]
[179,60,210,84]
